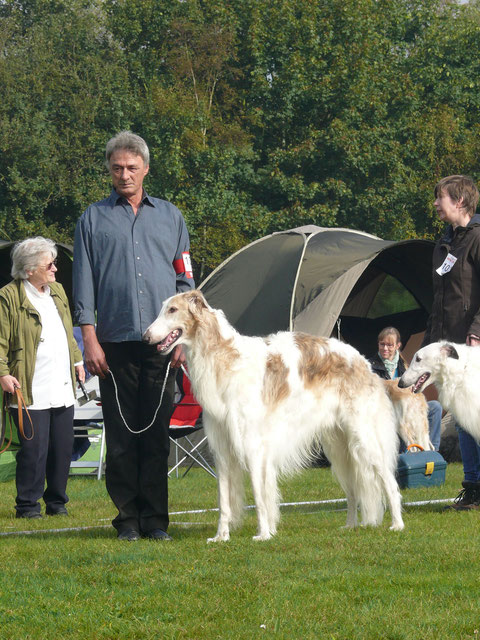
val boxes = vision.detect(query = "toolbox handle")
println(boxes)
[406,443,424,452]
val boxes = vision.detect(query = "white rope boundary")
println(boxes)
[0,497,455,537]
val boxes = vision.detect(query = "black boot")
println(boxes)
[445,481,480,511]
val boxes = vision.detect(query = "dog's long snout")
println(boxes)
[397,377,408,389]
[142,330,153,344]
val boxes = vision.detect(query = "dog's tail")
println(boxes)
[321,429,386,527]
[348,440,386,526]
[352,403,403,530]
[332,395,401,527]
[355,459,386,526]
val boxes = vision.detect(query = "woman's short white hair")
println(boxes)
[11,237,58,280]
[105,130,150,168]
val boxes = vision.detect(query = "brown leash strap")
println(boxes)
[15,388,34,441]
[1,388,34,453]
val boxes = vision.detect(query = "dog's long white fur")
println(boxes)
[399,341,480,443]
[144,290,404,540]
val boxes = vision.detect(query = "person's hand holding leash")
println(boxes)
[169,344,186,368]
[0,374,20,394]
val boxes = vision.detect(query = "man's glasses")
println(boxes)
[44,259,58,270]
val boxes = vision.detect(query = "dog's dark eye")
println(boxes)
[168,306,177,314]
[415,355,421,363]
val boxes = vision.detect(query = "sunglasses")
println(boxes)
[43,259,58,270]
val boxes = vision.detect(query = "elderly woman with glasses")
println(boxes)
[0,237,84,519]
[369,326,442,452]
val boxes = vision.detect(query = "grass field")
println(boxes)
[0,462,478,640]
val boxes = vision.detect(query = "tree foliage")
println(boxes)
[1,0,480,277]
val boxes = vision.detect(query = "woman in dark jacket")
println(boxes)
[370,327,407,380]
[369,327,442,452]
[426,175,480,510]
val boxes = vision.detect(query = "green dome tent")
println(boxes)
[199,226,435,357]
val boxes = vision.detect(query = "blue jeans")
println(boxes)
[456,424,480,483]
[427,401,442,452]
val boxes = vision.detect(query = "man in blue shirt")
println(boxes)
[73,131,194,541]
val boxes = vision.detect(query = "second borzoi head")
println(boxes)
[398,340,480,446]
[398,341,460,394]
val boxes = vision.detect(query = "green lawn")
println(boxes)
[0,463,477,640]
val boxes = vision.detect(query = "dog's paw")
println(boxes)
[207,534,230,543]
[252,533,272,541]
[389,522,405,532]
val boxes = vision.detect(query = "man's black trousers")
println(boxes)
[99,342,175,535]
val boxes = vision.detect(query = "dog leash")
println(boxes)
[108,361,189,434]
[1,387,35,453]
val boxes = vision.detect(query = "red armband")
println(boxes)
[173,252,193,279]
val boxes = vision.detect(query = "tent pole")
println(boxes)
[289,233,310,331]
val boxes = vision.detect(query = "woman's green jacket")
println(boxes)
[0,279,82,406]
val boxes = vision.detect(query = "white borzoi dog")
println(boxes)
[143,290,404,540]
[383,380,433,451]
[399,341,480,442]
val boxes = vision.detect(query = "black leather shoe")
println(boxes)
[16,511,42,519]
[117,529,140,541]
[142,528,172,541]
[46,506,68,516]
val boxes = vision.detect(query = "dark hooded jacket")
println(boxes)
[424,213,480,345]
[369,353,407,380]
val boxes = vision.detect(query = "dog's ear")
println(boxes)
[441,343,459,360]
[187,290,208,318]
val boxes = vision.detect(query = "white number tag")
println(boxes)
[182,252,193,279]
[436,253,457,276]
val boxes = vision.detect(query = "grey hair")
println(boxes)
[11,237,58,280]
[105,130,150,168]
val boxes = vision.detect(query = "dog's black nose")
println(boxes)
[397,378,406,388]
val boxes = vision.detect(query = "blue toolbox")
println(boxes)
[396,447,446,489]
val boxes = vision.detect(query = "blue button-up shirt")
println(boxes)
[73,189,194,343]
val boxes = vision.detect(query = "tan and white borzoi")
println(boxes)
[143,291,404,540]
[399,341,480,442]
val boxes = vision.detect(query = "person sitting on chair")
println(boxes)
[369,326,442,451]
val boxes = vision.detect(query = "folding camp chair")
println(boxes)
[70,376,105,480]
[169,367,215,478]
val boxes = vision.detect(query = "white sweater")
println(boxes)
[21,280,76,410]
